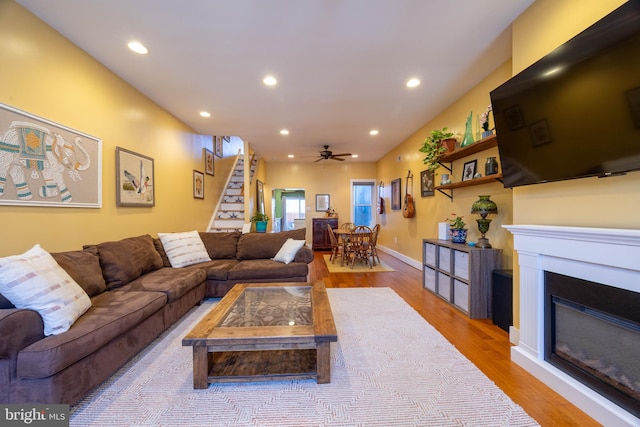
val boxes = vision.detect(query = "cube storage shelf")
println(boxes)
[422,238,502,319]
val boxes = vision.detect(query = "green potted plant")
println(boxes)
[445,213,467,244]
[250,211,270,233]
[419,127,456,171]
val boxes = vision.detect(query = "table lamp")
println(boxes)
[470,195,498,248]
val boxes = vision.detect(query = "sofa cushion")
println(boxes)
[90,235,163,289]
[236,229,306,260]
[0,244,91,336]
[183,259,238,281]
[16,290,166,379]
[198,231,241,259]
[51,246,107,298]
[153,238,172,267]
[115,267,206,303]
[227,259,309,280]
[273,239,306,264]
[158,231,211,268]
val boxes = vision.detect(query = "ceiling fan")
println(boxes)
[313,145,352,162]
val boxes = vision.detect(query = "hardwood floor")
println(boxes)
[308,250,602,427]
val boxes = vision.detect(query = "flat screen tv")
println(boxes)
[490,0,640,188]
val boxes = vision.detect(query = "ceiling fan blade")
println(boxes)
[314,158,323,162]
[331,157,345,161]
[331,153,351,157]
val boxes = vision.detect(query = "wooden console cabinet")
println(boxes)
[312,218,338,250]
[422,238,502,319]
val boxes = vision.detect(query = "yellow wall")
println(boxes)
[0,1,221,256]
[507,0,638,328]
[266,161,377,242]
[375,62,514,266]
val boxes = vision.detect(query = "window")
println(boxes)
[351,180,375,227]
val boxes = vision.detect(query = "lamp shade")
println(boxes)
[471,195,498,214]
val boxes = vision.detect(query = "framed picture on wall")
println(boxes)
[215,136,223,158]
[420,169,434,197]
[204,148,214,175]
[193,170,204,199]
[315,194,329,212]
[391,178,401,210]
[462,160,477,182]
[0,102,103,208]
[256,179,265,214]
[116,147,154,207]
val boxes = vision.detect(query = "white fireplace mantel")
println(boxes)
[504,225,640,427]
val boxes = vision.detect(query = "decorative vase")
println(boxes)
[485,157,499,175]
[255,221,268,233]
[440,174,451,185]
[460,111,475,147]
[450,228,468,244]
[481,130,494,139]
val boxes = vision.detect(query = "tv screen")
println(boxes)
[490,0,640,188]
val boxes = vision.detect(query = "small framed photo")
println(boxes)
[462,160,477,182]
[204,148,214,176]
[193,170,204,199]
[420,169,434,197]
[315,194,330,212]
[391,178,401,210]
[116,147,155,207]
[214,136,223,158]
[256,179,265,214]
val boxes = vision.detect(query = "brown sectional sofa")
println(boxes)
[0,229,312,404]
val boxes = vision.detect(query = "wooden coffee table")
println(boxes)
[182,281,337,388]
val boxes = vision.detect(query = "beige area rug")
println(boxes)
[323,254,395,273]
[70,288,539,427]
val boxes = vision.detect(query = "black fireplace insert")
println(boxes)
[544,271,640,417]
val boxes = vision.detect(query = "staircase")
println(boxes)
[208,155,257,232]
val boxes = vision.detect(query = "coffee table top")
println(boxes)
[182,281,337,348]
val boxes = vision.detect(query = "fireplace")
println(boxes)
[505,225,640,427]
[544,271,640,417]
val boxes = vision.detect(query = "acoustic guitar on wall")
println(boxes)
[403,170,415,218]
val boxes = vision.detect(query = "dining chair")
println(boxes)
[369,224,381,266]
[326,224,345,264]
[348,225,372,269]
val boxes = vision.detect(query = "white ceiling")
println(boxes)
[16,0,534,162]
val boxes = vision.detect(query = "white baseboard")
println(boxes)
[509,326,519,345]
[376,245,421,270]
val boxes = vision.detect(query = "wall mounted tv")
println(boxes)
[490,0,640,188]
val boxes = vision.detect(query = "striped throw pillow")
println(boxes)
[0,244,91,336]
[158,231,211,268]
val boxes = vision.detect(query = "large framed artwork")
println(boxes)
[116,147,155,207]
[0,102,102,207]
[315,194,329,212]
[391,178,401,210]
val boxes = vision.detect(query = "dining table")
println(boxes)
[332,227,375,266]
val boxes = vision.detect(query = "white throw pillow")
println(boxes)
[0,244,91,336]
[158,230,211,268]
[272,238,306,264]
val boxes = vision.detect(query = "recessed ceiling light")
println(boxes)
[369,130,379,135]
[287,154,294,158]
[199,111,211,118]
[406,78,421,88]
[280,129,289,135]
[351,154,359,158]
[127,41,149,55]
[263,75,277,86]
